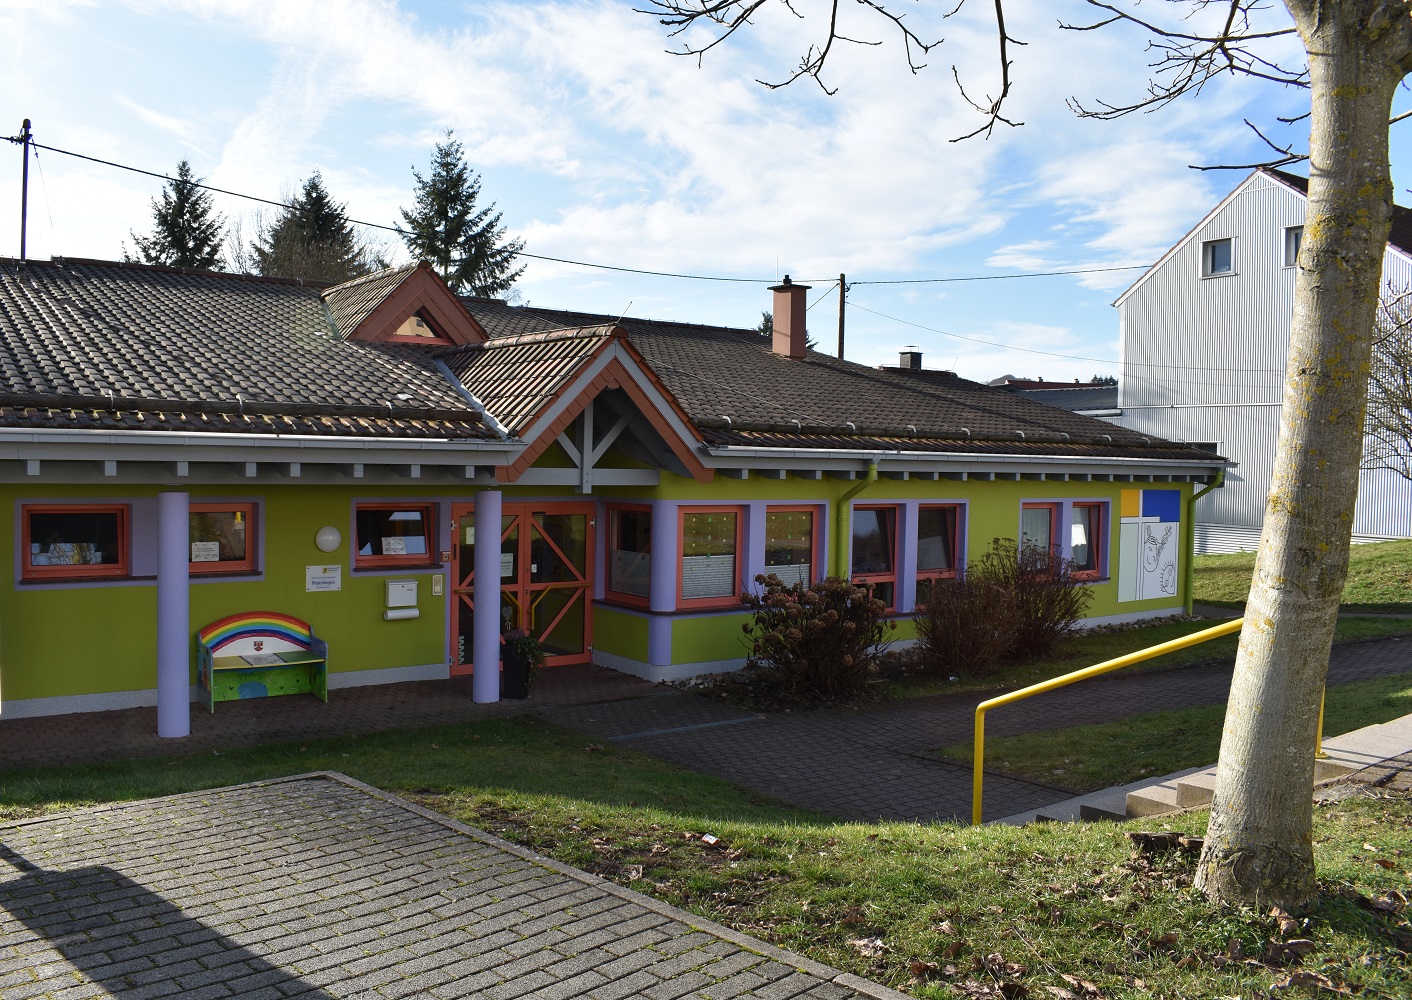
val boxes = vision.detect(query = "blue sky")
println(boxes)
[2,1,1407,381]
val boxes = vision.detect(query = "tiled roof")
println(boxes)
[321,264,417,338]
[441,326,615,435]
[0,258,492,439]
[462,299,1217,462]
[1010,385,1119,412]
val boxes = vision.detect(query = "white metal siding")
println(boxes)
[1115,172,1412,551]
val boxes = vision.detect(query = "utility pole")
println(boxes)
[836,272,846,360]
[18,119,31,261]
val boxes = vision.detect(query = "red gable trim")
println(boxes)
[345,262,487,345]
[499,351,711,484]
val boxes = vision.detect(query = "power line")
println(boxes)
[5,133,1156,287]
[850,264,1149,285]
[849,300,1287,377]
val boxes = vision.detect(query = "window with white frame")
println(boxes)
[1202,237,1234,276]
[1284,226,1303,267]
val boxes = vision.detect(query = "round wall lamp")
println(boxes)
[315,526,342,553]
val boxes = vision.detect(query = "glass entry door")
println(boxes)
[450,502,594,675]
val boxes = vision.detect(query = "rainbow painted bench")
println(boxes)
[197,612,329,713]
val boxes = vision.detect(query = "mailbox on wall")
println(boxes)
[383,579,419,620]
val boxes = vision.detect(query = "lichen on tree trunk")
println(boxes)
[1195,0,1412,909]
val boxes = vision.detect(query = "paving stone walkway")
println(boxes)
[0,774,904,1000]
[3,635,1410,825]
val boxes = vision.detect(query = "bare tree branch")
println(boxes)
[1365,287,1412,483]
[638,1,1027,140]
[1062,0,1307,120]
[1190,116,1309,169]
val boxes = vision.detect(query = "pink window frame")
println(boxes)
[21,504,131,581]
[850,504,899,611]
[605,502,652,608]
[916,503,962,594]
[1020,502,1060,557]
[1070,502,1106,580]
[677,505,745,610]
[763,504,822,587]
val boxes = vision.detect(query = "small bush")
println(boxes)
[914,576,1016,677]
[740,574,895,702]
[916,538,1094,674]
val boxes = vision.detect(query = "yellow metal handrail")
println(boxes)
[971,618,1244,825]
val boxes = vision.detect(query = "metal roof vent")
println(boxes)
[899,346,922,370]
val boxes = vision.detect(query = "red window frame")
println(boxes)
[850,504,899,611]
[763,504,821,588]
[915,504,961,604]
[1020,502,1060,557]
[677,505,744,610]
[21,504,131,581]
[189,502,257,575]
[605,503,652,608]
[1069,502,1106,580]
[354,502,437,569]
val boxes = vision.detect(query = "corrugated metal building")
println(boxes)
[1112,168,1412,554]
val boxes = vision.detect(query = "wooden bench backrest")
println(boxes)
[198,612,315,657]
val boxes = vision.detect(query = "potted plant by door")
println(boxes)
[501,628,545,699]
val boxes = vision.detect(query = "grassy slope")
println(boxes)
[2,718,1409,999]
[941,670,1412,792]
[884,615,1412,701]
[1194,538,1412,613]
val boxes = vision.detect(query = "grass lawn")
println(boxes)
[2,718,1409,999]
[1194,538,1412,613]
[883,614,1412,701]
[940,670,1412,792]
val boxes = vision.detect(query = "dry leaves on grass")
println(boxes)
[1269,970,1352,994]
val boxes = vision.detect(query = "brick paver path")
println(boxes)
[0,774,903,1000]
[3,637,1409,825]
[541,635,1412,823]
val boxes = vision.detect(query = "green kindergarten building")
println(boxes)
[0,257,1227,734]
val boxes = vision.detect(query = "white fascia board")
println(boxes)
[1113,169,1269,308]
[705,445,1231,476]
[0,426,520,467]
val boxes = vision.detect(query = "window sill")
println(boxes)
[1200,271,1237,279]
[352,562,442,573]
[191,569,262,579]
[19,574,152,586]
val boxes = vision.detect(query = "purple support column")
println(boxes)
[156,490,190,738]
[472,489,502,703]
[647,500,677,666]
[744,502,766,595]
[898,501,920,613]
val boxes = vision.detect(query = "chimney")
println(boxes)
[899,346,922,370]
[769,275,810,358]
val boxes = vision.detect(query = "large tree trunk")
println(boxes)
[1195,1,1412,909]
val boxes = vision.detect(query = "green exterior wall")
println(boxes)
[0,460,1193,706]
[591,606,649,662]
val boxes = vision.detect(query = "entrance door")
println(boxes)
[450,502,594,675]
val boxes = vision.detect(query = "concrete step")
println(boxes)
[1174,769,1219,808]
[1125,780,1184,817]
[1078,802,1128,822]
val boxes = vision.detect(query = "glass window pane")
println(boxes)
[28,510,122,566]
[610,509,651,598]
[1021,506,1052,553]
[765,510,813,586]
[917,506,957,572]
[190,510,248,565]
[1209,239,1232,273]
[1070,506,1098,572]
[681,511,737,600]
[851,508,895,575]
[356,508,429,557]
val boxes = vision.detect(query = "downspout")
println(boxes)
[1183,469,1226,616]
[833,462,878,578]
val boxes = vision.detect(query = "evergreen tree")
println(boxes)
[125,160,225,269]
[253,173,378,283]
[398,132,525,297]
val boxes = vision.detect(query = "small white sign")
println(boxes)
[306,564,342,592]
[464,525,475,545]
[190,541,221,563]
[500,552,514,578]
[381,536,408,556]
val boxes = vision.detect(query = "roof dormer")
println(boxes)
[323,260,487,346]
